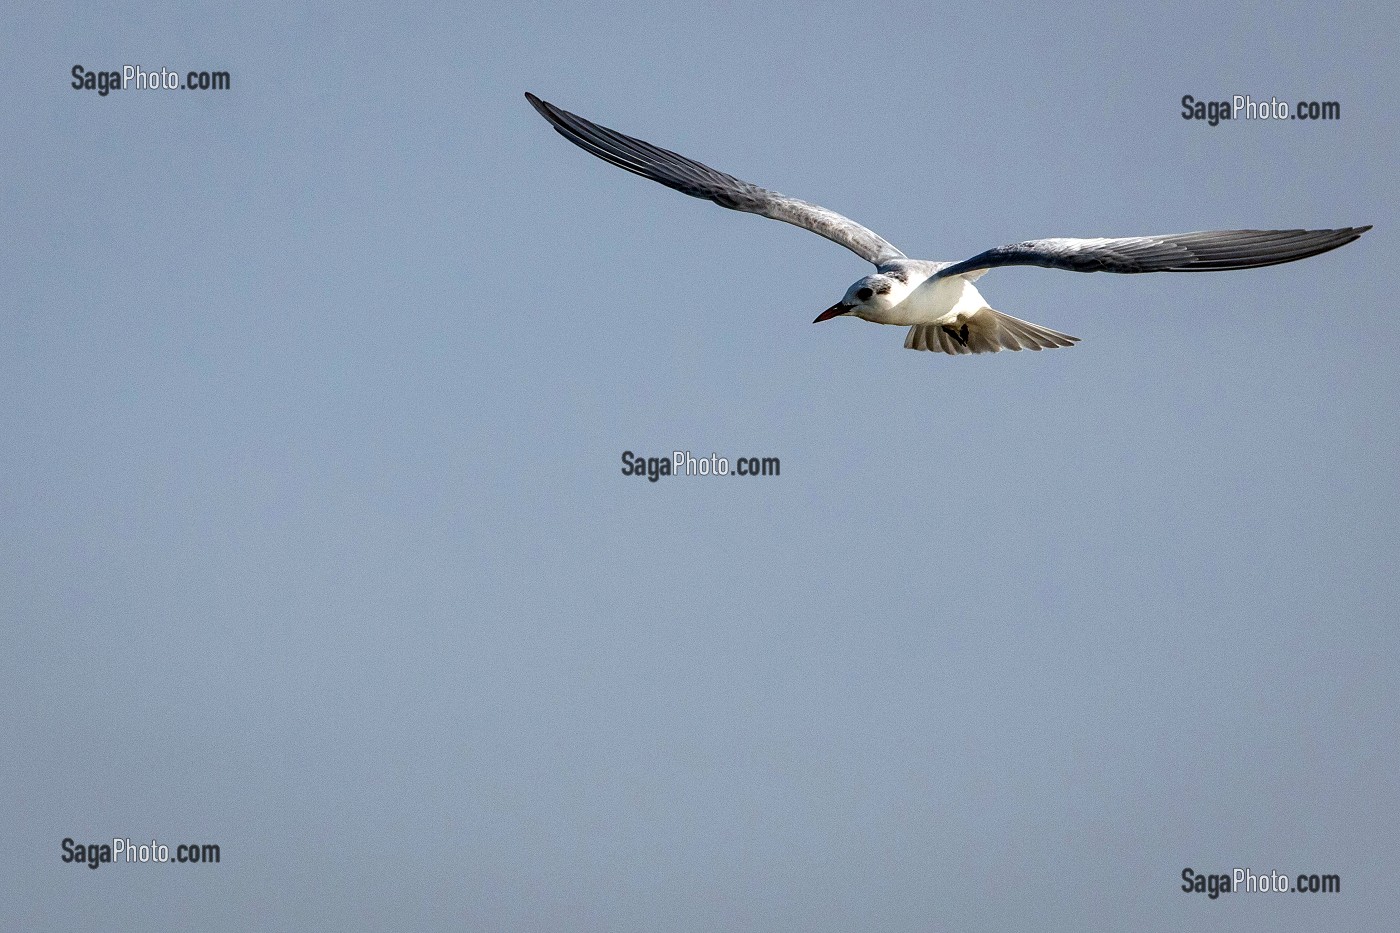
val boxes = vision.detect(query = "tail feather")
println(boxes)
[904,307,1079,355]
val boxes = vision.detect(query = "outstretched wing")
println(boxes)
[525,92,905,266]
[933,227,1371,280]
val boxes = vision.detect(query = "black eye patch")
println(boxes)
[857,287,874,301]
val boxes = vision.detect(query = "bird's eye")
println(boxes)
[857,287,874,301]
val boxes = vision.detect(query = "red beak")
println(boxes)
[813,302,851,323]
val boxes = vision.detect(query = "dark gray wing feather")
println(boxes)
[934,227,1370,279]
[525,93,905,266]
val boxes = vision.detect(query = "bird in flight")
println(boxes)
[525,92,1369,356]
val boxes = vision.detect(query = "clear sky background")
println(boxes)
[3,2,1396,930]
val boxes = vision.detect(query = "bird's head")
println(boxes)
[813,272,911,323]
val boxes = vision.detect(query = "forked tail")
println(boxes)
[904,307,1079,355]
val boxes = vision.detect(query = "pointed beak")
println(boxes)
[813,302,852,323]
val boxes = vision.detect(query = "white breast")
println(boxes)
[883,274,990,326]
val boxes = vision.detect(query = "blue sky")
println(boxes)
[3,2,1397,930]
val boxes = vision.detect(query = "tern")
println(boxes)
[526,92,1370,356]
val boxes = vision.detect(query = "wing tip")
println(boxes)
[525,92,567,128]
[1309,224,1370,246]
